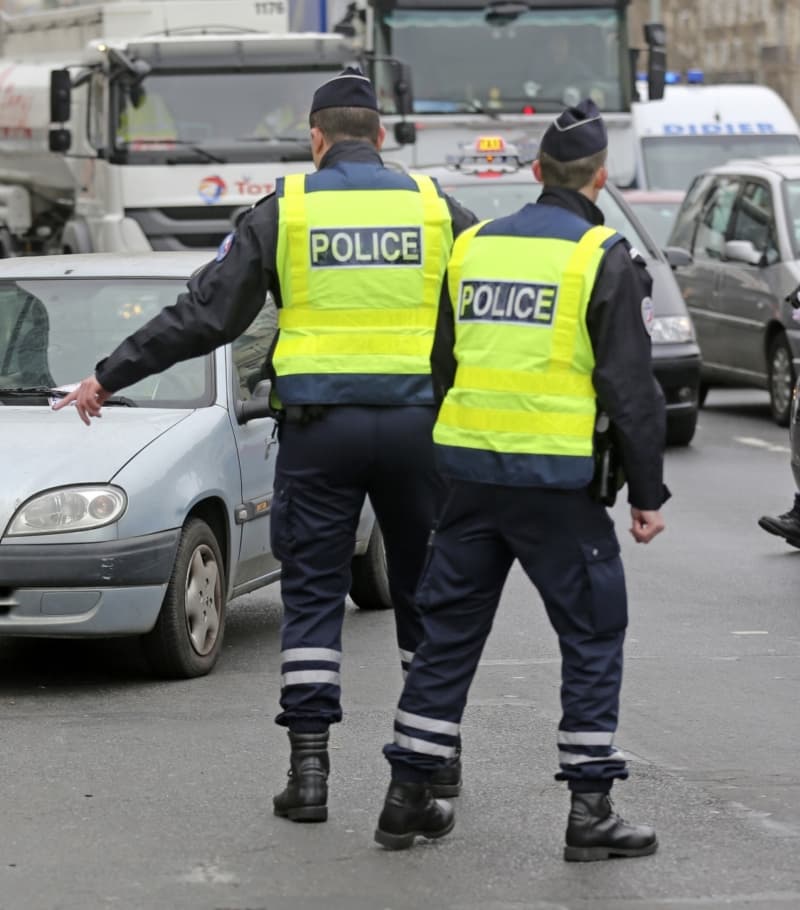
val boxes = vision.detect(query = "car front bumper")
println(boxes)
[652,344,702,415]
[0,529,179,636]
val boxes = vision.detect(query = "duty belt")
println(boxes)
[283,404,328,424]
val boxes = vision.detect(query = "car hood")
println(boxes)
[0,407,191,533]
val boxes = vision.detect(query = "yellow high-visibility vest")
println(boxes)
[433,212,619,487]
[273,168,453,405]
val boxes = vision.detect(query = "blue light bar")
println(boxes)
[686,68,705,84]
[664,71,681,84]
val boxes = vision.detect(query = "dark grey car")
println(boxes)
[668,156,800,425]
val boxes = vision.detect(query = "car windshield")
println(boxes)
[0,278,212,406]
[625,200,682,248]
[641,134,800,191]
[441,181,654,255]
[375,7,625,113]
[113,68,339,156]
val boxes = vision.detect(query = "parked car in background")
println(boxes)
[667,155,800,425]
[415,137,702,445]
[621,189,686,249]
[0,254,390,679]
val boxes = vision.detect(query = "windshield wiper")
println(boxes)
[0,386,66,397]
[120,139,226,164]
[235,135,309,143]
[0,387,138,407]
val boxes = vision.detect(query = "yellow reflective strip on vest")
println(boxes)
[551,224,616,367]
[447,220,488,305]
[410,174,446,311]
[282,173,310,308]
[275,334,433,358]
[278,306,435,330]
[437,401,595,437]
[454,364,595,397]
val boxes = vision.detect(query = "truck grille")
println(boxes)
[126,206,243,251]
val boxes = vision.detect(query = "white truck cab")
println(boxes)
[0,1,414,256]
[630,83,800,191]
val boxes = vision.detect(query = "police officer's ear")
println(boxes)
[375,123,387,151]
[532,159,543,183]
[593,165,608,191]
[310,126,327,165]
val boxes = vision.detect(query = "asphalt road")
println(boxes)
[1,388,799,910]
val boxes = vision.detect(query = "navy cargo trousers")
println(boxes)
[270,405,442,732]
[384,480,630,791]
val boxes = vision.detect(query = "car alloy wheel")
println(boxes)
[769,334,795,427]
[142,517,227,679]
[184,543,222,656]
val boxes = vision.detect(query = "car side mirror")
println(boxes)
[236,379,274,424]
[663,246,693,269]
[723,239,764,266]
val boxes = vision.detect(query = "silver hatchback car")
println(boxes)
[0,254,389,678]
[668,156,800,425]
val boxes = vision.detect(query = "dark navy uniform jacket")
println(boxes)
[94,141,477,397]
[430,186,669,512]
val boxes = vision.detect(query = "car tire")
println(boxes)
[698,382,709,408]
[768,333,796,427]
[350,522,392,611]
[142,518,226,679]
[666,411,697,447]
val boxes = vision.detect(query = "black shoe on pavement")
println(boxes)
[430,758,462,798]
[374,781,455,850]
[758,510,800,548]
[273,731,329,823]
[564,792,657,862]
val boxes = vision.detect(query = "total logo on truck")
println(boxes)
[631,84,800,191]
[198,175,275,205]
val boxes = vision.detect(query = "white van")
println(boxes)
[630,84,800,191]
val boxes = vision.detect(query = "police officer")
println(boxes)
[55,67,476,820]
[373,99,668,859]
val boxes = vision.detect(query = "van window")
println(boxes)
[640,134,800,191]
[693,177,741,259]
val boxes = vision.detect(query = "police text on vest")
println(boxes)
[458,280,558,325]
[309,227,422,267]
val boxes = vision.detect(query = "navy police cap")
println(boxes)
[310,65,379,114]
[539,99,607,162]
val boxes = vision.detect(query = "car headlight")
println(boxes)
[7,486,127,537]
[651,315,695,344]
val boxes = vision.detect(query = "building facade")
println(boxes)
[630,0,800,114]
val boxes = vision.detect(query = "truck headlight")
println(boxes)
[7,486,127,537]
[651,316,695,344]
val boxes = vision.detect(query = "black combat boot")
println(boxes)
[273,731,329,822]
[564,792,657,862]
[758,508,800,548]
[430,735,462,798]
[374,781,455,850]
[430,758,462,798]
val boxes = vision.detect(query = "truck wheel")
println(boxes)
[142,518,226,679]
[768,333,795,427]
[350,522,392,611]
